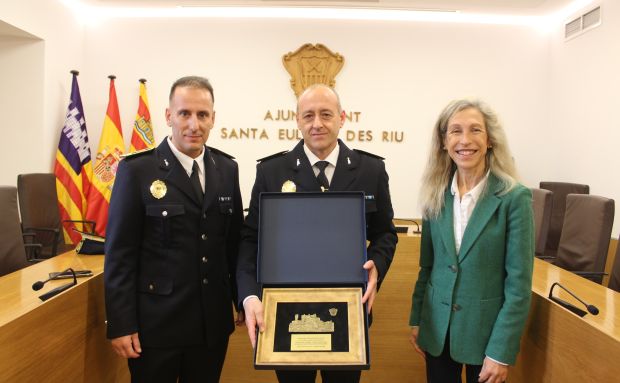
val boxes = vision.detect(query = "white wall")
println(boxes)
[0,28,44,185]
[79,17,549,219]
[0,0,84,184]
[548,0,619,234]
[2,0,618,235]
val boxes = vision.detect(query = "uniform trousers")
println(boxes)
[276,369,361,383]
[128,338,229,383]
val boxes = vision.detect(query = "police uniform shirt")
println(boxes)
[167,136,205,193]
[302,141,340,185]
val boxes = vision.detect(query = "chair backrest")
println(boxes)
[17,173,60,229]
[555,194,614,284]
[17,173,62,254]
[539,182,589,257]
[608,238,620,293]
[0,186,29,277]
[531,188,553,257]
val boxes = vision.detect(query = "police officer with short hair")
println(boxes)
[237,84,398,383]
[104,76,243,382]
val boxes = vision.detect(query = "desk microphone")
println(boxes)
[396,218,421,234]
[410,220,421,234]
[548,282,599,317]
[32,268,78,301]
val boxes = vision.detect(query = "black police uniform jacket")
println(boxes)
[236,139,398,306]
[104,139,243,348]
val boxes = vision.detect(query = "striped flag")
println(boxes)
[54,70,94,245]
[86,75,125,236]
[129,78,155,152]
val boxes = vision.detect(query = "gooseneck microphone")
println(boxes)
[32,268,78,301]
[396,219,421,234]
[548,282,599,317]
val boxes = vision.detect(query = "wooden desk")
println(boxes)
[1,235,618,382]
[0,251,127,382]
[511,258,620,382]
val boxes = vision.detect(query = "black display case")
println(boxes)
[255,192,370,370]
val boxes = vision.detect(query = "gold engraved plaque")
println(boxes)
[150,180,167,199]
[282,43,345,97]
[291,334,332,351]
[255,287,367,369]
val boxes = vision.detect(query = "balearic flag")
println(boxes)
[86,75,125,236]
[54,70,94,245]
[129,78,155,152]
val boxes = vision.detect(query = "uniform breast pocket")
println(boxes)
[145,204,185,248]
[218,196,234,215]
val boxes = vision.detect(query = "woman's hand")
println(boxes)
[409,326,425,359]
[478,356,508,383]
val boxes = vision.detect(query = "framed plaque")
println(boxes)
[255,287,368,369]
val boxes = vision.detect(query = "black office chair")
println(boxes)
[17,173,95,258]
[544,194,614,284]
[607,237,620,293]
[539,182,589,259]
[0,186,43,277]
[531,188,553,258]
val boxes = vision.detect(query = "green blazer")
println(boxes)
[409,174,534,365]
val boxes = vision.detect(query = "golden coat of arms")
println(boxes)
[282,43,345,97]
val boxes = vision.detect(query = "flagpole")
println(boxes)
[55,69,94,244]
[86,74,124,236]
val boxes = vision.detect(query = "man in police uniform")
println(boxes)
[104,76,243,382]
[237,84,398,383]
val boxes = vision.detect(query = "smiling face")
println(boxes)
[296,85,345,160]
[444,107,489,178]
[166,86,215,159]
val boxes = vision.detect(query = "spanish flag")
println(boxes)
[129,78,155,152]
[86,75,125,236]
[54,70,94,245]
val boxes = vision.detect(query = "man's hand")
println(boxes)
[409,326,425,359]
[478,356,508,383]
[361,260,378,313]
[243,297,266,349]
[110,333,141,359]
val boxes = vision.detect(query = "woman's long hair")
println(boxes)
[419,99,519,219]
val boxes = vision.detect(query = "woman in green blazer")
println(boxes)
[409,99,534,383]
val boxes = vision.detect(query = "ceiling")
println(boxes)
[78,0,583,17]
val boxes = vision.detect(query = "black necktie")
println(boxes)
[315,161,330,191]
[190,160,204,201]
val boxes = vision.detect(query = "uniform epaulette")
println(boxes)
[257,150,288,163]
[208,147,235,160]
[353,149,385,160]
[120,147,155,159]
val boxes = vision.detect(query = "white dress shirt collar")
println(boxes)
[451,170,489,253]
[166,137,205,191]
[303,142,340,184]
[303,142,340,168]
